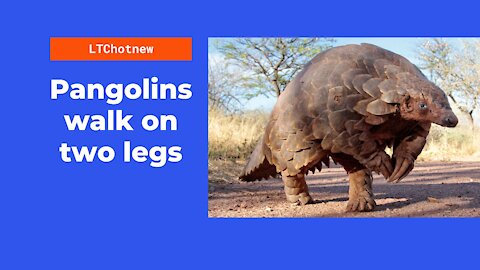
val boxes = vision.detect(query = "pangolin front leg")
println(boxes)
[389,122,431,182]
[281,172,313,205]
[346,169,376,212]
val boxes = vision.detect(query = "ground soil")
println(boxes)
[208,160,480,217]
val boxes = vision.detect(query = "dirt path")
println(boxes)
[208,161,480,217]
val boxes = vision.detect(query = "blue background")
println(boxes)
[1,1,479,269]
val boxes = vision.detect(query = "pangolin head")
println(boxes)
[397,75,458,127]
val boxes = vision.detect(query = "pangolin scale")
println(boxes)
[239,43,458,212]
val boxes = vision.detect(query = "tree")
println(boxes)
[215,38,335,98]
[208,56,243,112]
[417,38,480,126]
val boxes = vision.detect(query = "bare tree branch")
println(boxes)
[216,38,335,99]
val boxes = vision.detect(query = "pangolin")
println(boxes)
[239,43,458,212]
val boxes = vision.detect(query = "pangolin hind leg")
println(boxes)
[281,172,313,205]
[331,154,376,212]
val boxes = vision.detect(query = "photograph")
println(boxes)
[208,37,480,217]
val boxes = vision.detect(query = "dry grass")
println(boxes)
[208,109,480,163]
[419,125,480,161]
[208,109,269,160]
[208,159,245,185]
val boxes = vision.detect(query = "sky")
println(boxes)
[208,37,475,114]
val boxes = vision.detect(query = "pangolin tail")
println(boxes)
[239,137,278,181]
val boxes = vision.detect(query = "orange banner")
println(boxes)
[50,37,192,61]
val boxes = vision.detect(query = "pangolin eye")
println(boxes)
[419,103,428,110]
